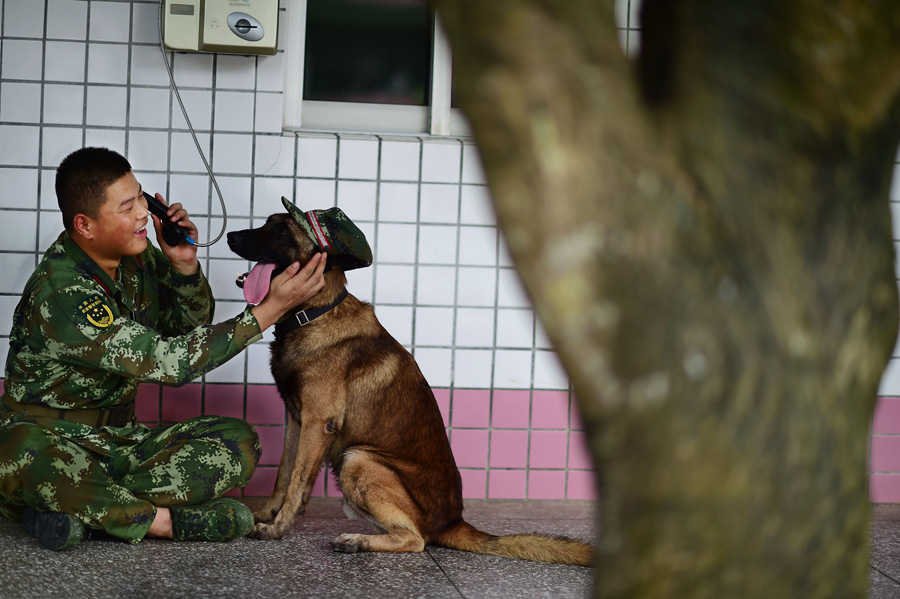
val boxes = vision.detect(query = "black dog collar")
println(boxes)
[274,288,349,339]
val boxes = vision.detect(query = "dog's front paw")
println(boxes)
[253,508,277,524]
[248,522,285,540]
[331,533,369,553]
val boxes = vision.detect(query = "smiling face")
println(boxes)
[95,172,150,257]
[74,171,151,272]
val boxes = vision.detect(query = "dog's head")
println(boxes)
[227,197,372,304]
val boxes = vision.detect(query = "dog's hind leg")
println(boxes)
[253,416,300,524]
[330,450,426,554]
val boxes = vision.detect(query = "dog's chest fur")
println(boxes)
[267,293,448,468]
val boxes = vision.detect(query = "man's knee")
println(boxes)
[0,421,56,501]
[0,420,58,458]
[186,416,260,483]
[219,417,261,479]
[0,420,90,511]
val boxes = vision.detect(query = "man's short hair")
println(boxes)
[56,147,132,233]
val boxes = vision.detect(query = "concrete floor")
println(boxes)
[0,498,596,599]
[3,499,900,598]
[870,505,900,597]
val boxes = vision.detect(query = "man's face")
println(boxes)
[87,171,150,260]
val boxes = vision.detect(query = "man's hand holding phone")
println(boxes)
[145,192,200,275]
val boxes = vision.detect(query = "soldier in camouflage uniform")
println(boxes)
[0,147,326,549]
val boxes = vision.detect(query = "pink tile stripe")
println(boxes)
[161,383,201,422]
[872,397,900,502]
[873,397,900,434]
[451,389,490,428]
[6,380,601,501]
[492,390,530,428]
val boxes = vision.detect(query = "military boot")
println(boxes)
[170,497,254,542]
[23,508,85,550]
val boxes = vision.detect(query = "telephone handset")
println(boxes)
[144,192,196,247]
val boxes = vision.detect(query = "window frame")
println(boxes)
[282,0,469,136]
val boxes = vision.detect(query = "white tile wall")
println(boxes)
[255,52,284,93]
[379,182,418,221]
[254,136,295,177]
[0,168,37,207]
[415,307,455,346]
[2,40,43,80]
[413,348,451,387]
[494,350,533,389]
[295,178,334,209]
[458,267,496,306]
[129,130,169,171]
[421,141,460,183]
[246,344,275,384]
[337,180,377,220]
[46,0,88,41]
[454,349,493,387]
[338,138,378,180]
[4,0,44,39]
[296,136,336,178]
[461,144,486,185]
[0,125,40,165]
[212,133,253,174]
[89,2,131,43]
[374,305,413,346]
[455,308,495,347]
[214,91,255,132]
[173,53,214,88]
[253,93,282,134]
[0,253,34,294]
[0,82,41,122]
[254,178,294,213]
[416,265,456,305]
[0,0,572,404]
[458,226,498,266]
[44,84,85,125]
[89,43,129,84]
[497,309,534,348]
[45,41,86,82]
[131,3,159,44]
[420,184,458,224]
[215,55,257,90]
[130,87,171,129]
[43,128,84,168]
[418,225,457,264]
[87,86,128,126]
[381,140,420,181]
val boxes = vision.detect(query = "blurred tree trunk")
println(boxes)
[435,1,900,596]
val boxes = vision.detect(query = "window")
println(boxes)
[283,0,468,136]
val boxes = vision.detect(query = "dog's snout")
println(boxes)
[227,230,252,256]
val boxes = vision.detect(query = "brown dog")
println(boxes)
[226,201,593,567]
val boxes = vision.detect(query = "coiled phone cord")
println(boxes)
[156,1,228,247]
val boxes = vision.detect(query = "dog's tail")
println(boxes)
[433,521,593,567]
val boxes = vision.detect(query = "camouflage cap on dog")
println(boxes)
[281,197,373,271]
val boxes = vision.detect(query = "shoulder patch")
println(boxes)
[78,295,115,328]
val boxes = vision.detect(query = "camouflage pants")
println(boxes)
[0,416,260,543]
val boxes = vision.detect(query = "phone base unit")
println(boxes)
[163,0,278,56]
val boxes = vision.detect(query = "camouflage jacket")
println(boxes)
[2,232,262,415]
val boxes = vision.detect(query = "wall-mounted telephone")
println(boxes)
[162,0,278,55]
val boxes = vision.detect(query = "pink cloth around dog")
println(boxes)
[242,262,276,304]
